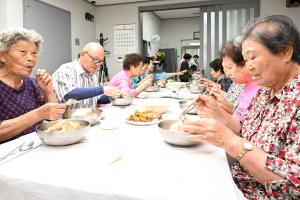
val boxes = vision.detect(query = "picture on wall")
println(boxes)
[193,31,200,39]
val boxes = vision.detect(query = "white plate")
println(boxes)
[100,121,118,130]
[126,119,161,126]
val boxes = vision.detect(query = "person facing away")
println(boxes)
[52,42,122,108]
[179,53,192,82]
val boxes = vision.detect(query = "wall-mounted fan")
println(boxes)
[149,34,160,56]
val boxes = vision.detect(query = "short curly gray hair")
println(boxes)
[0,28,43,67]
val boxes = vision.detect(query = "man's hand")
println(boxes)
[103,86,123,98]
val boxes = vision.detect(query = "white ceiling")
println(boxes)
[154,8,200,19]
[87,0,160,6]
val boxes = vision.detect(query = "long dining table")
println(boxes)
[0,89,240,200]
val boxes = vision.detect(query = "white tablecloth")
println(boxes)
[0,98,240,200]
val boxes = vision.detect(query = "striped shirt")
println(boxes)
[52,60,99,108]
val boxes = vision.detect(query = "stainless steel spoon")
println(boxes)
[0,140,34,161]
[19,140,34,151]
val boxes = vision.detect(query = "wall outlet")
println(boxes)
[117,56,123,63]
[75,38,80,46]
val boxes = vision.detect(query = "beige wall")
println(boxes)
[261,0,300,29]
[143,12,161,42]
[160,17,200,68]
[40,0,97,60]
[96,3,140,76]
[143,12,161,57]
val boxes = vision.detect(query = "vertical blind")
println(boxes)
[199,1,259,78]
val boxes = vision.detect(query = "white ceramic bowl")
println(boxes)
[140,100,169,114]
[189,84,206,94]
[36,119,90,146]
[166,82,186,91]
[110,96,134,106]
[156,79,166,88]
[158,120,199,146]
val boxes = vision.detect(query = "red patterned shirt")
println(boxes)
[231,74,300,199]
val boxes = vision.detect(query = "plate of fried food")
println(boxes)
[126,110,162,126]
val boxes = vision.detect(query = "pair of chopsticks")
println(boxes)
[178,89,214,120]
[179,97,198,120]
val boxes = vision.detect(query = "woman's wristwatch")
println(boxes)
[236,140,253,161]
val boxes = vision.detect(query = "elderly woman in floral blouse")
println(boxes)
[183,15,300,199]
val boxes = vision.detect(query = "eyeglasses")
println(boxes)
[85,51,104,65]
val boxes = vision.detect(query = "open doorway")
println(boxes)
[138,0,259,77]
[181,39,200,61]
[140,7,200,73]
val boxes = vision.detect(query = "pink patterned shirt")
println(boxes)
[109,70,138,97]
[233,82,260,121]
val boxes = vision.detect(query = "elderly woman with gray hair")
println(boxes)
[0,28,66,143]
[183,15,300,199]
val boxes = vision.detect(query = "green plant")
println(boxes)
[156,51,165,60]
